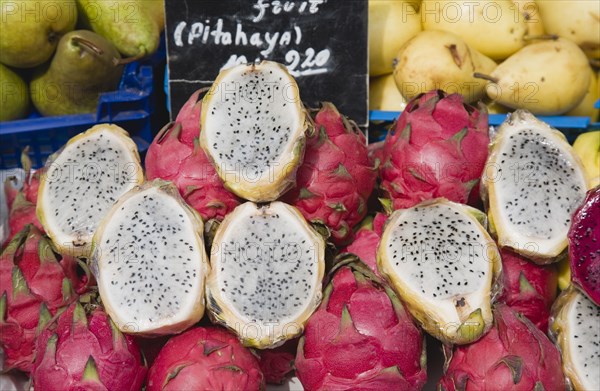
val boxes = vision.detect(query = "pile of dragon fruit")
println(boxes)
[1,61,598,391]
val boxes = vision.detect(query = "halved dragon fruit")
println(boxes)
[146,326,264,391]
[295,258,427,390]
[377,198,502,345]
[205,201,325,348]
[482,110,588,262]
[439,304,565,390]
[200,61,310,202]
[283,102,377,244]
[32,302,147,390]
[0,225,83,372]
[498,249,558,332]
[36,124,144,257]
[92,180,209,336]
[550,287,600,391]
[568,185,600,305]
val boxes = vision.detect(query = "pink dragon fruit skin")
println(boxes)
[339,212,387,277]
[283,102,378,245]
[145,121,240,222]
[439,304,565,391]
[296,258,427,391]
[0,225,83,373]
[380,90,490,210]
[498,249,558,332]
[146,326,265,391]
[568,185,600,306]
[257,338,297,384]
[175,88,203,147]
[32,303,147,391]
[5,149,44,244]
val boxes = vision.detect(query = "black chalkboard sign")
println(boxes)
[165,0,368,126]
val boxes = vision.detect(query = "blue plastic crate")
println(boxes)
[369,108,596,144]
[0,62,154,169]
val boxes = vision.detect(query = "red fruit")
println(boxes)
[146,326,265,391]
[0,225,83,372]
[135,335,171,367]
[145,123,240,222]
[5,149,44,244]
[32,303,147,391]
[257,338,297,384]
[498,249,558,332]
[380,90,489,210]
[439,304,565,391]
[296,259,427,391]
[339,213,387,277]
[283,102,378,244]
[175,88,203,147]
[568,185,600,305]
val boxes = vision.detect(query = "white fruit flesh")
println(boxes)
[92,181,209,336]
[378,199,501,345]
[551,289,600,391]
[200,61,307,202]
[206,201,325,348]
[484,111,588,260]
[37,124,143,257]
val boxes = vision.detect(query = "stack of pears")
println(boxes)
[0,0,164,121]
[370,0,599,119]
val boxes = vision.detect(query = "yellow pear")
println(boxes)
[393,30,497,103]
[484,38,590,115]
[369,0,421,76]
[512,0,545,37]
[421,0,528,60]
[567,68,599,121]
[537,0,600,59]
[483,99,510,114]
[370,74,407,112]
[572,131,600,188]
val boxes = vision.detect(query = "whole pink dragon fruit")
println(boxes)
[257,338,297,384]
[0,225,84,372]
[295,258,427,390]
[438,304,565,391]
[5,149,44,242]
[283,102,378,244]
[146,326,265,391]
[146,90,240,221]
[32,302,147,390]
[380,90,489,210]
[498,249,558,332]
[568,185,600,305]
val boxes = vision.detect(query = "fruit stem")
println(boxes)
[473,72,499,83]
[113,51,146,66]
[523,34,559,41]
[71,37,104,57]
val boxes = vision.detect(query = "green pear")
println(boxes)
[76,0,161,58]
[0,64,30,121]
[30,30,123,116]
[0,0,77,68]
[139,0,164,32]
[483,38,590,115]
[537,0,600,59]
[393,30,497,103]
[421,0,528,60]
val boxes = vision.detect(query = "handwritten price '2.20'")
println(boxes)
[221,48,331,77]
